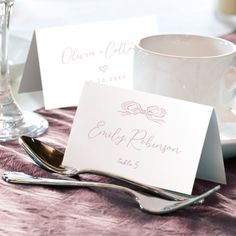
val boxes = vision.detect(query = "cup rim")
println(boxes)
[136,34,236,59]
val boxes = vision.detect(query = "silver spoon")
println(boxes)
[18,136,201,202]
[2,171,220,215]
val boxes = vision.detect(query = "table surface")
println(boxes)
[0,107,235,236]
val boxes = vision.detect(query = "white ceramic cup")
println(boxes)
[133,34,236,121]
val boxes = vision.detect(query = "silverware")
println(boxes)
[2,171,220,215]
[19,136,201,202]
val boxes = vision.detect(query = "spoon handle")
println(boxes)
[2,171,204,205]
[2,171,150,196]
[77,169,197,201]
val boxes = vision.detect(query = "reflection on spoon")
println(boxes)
[18,136,202,202]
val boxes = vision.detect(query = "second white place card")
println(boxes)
[19,16,158,109]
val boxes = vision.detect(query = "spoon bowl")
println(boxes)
[19,136,202,202]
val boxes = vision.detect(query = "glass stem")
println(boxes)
[1,0,12,92]
[0,0,22,128]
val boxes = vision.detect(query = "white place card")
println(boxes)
[63,82,226,194]
[19,16,158,109]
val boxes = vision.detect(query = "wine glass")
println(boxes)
[0,0,48,141]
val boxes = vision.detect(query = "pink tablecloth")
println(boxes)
[0,107,235,236]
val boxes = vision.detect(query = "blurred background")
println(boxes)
[11,0,233,39]
[8,0,236,110]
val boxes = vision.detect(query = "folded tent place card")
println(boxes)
[63,82,226,195]
[19,16,158,109]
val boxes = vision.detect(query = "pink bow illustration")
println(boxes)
[118,101,166,124]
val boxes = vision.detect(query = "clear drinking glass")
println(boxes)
[0,0,48,141]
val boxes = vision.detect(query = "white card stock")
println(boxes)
[63,82,226,194]
[19,16,158,109]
